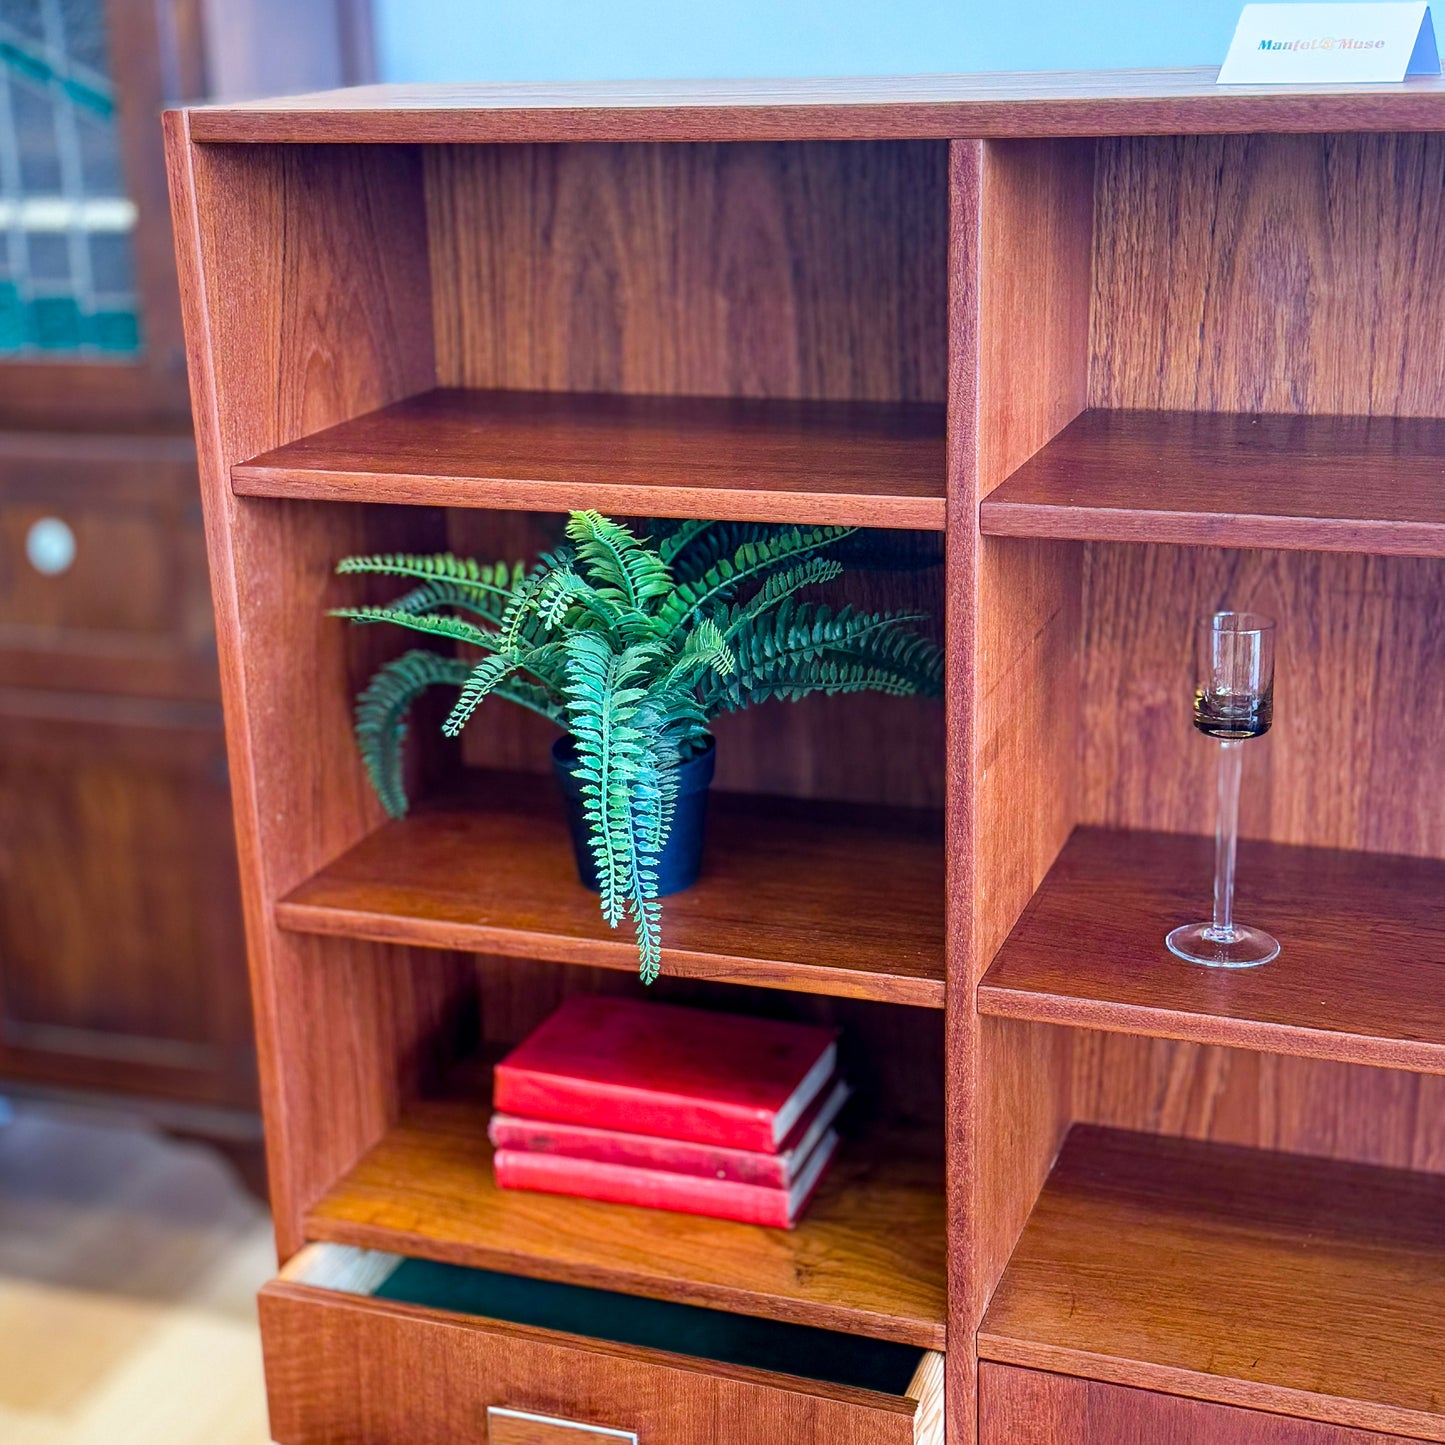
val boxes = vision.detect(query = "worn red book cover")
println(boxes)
[488,1076,851,1187]
[493,996,840,1152]
[493,1129,840,1228]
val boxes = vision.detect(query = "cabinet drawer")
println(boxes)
[262,1245,944,1445]
[0,431,216,698]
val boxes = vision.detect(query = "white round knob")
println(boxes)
[25,516,76,576]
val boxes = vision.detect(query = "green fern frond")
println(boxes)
[718,556,844,639]
[655,525,855,635]
[535,566,592,630]
[712,660,918,709]
[704,600,943,714]
[353,650,472,818]
[561,634,653,927]
[443,655,522,737]
[385,578,510,624]
[661,520,785,581]
[667,616,736,682]
[329,606,500,650]
[653,518,716,567]
[566,511,673,610]
[630,894,664,985]
[336,553,524,602]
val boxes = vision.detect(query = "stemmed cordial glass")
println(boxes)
[1166,611,1280,968]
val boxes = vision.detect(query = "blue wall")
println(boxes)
[374,1,1247,83]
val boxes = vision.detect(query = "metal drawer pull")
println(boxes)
[487,1405,638,1444]
[25,516,76,576]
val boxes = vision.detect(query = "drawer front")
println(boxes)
[261,1280,936,1445]
[980,1366,1428,1444]
[0,434,217,698]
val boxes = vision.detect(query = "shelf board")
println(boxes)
[979,410,1445,555]
[277,772,945,1008]
[303,1058,947,1349]
[980,1126,1445,1440]
[978,827,1445,1073]
[232,387,947,529]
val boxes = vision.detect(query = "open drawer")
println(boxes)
[261,1243,944,1444]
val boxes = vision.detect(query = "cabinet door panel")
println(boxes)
[0,694,253,1107]
[0,434,217,698]
[980,1367,1427,1444]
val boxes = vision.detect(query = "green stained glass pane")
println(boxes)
[1,0,141,356]
[86,307,135,351]
[0,282,22,349]
[27,294,80,348]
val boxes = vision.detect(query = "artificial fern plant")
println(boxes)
[332,513,943,982]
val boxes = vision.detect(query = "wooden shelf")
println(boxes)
[303,1058,947,1349]
[232,388,947,529]
[979,410,1445,555]
[277,772,945,1007]
[980,1126,1445,1440]
[977,827,1445,1073]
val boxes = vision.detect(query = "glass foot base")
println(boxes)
[1165,922,1280,969]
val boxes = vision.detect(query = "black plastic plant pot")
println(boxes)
[551,735,716,898]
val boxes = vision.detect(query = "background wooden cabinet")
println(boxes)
[0,0,369,1152]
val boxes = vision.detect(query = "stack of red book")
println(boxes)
[491,995,849,1229]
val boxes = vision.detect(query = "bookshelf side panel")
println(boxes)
[167,124,474,1253]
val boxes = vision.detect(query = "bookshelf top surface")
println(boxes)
[181,67,1445,144]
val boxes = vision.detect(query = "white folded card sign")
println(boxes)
[1218,2,1440,82]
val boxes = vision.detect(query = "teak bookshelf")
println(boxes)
[165,70,1445,1445]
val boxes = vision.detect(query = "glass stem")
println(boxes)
[1210,738,1243,942]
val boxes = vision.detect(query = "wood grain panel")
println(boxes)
[981,1366,1429,1445]
[946,137,1093,1445]
[1090,134,1445,417]
[165,120,477,1255]
[0,692,251,1107]
[979,1127,1445,1439]
[1073,1035,1445,1177]
[979,827,1445,1074]
[187,70,1445,146]
[425,141,947,403]
[981,410,1445,557]
[1080,545,1445,858]
[261,1284,927,1445]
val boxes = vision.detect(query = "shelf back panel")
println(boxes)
[1081,544,1445,859]
[1089,132,1445,418]
[425,141,948,405]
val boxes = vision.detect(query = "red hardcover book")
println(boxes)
[493,1129,840,1229]
[488,1076,851,1188]
[493,996,840,1152]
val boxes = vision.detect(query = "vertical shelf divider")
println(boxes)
[945,136,1094,1443]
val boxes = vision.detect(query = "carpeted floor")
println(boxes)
[0,1100,275,1443]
